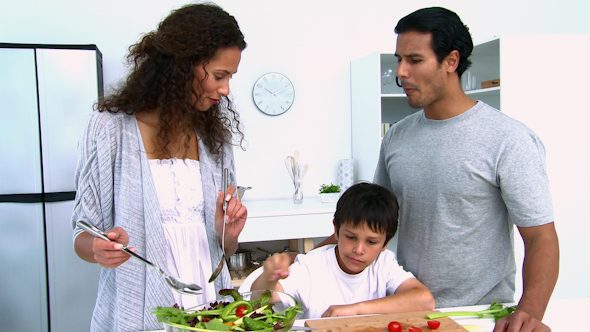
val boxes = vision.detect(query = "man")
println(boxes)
[319,6,558,332]
[374,7,559,332]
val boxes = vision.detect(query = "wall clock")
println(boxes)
[252,72,295,116]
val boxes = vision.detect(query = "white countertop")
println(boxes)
[294,298,590,332]
[238,198,336,242]
[146,298,589,332]
[242,197,336,218]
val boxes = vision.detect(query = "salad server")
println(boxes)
[76,220,202,295]
[209,167,229,283]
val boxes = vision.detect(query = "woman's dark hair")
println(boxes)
[334,182,398,246]
[98,2,247,159]
[395,7,473,77]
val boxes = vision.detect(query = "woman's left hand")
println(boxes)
[215,184,247,255]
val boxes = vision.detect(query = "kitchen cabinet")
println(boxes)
[231,197,336,287]
[350,37,500,182]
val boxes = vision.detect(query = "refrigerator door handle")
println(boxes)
[0,191,75,203]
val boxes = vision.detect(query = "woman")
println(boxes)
[71,3,248,331]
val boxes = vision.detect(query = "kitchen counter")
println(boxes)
[294,298,590,332]
[147,298,589,332]
[238,197,336,243]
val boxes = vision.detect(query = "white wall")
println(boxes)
[2,0,589,300]
[3,0,589,201]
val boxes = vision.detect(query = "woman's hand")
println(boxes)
[91,227,135,268]
[215,184,247,255]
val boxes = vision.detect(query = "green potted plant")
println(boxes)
[319,183,341,203]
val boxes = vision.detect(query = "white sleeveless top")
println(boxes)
[149,158,216,308]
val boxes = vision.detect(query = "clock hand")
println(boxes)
[264,87,274,94]
[271,87,289,96]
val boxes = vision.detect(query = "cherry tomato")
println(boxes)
[409,327,422,332]
[202,318,211,322]
[388,321,402,332]
[235,305,248,318]
[427,320,441,329]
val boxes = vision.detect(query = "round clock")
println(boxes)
[252,72,295,116]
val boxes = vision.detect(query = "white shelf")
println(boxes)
[466,86,500,97]
[381,86,500,98]
[239,197,336,243]
[380,93,406,98]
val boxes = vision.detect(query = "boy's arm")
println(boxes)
[321,278,435,318]
[250,253,291,301]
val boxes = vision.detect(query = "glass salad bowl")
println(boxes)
[153,289,301,332]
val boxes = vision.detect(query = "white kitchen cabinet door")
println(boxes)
[350,52,381,182]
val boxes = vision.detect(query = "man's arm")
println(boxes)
[494,222,559,332]
[315,233,337,249]
[321,278,435,317]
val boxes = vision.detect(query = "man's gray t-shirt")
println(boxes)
[374,101,554,308]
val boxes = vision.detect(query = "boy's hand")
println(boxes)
[263,253,292,282]
[322,303,360,318]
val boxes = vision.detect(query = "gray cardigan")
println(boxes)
[71,111,234,332]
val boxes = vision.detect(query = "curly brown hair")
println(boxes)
[98,2,247,159]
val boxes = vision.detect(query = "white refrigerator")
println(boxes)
[0,43,102,331]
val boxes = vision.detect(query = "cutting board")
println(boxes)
[304,311,468,332]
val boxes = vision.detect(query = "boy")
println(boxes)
[251,182,435,319]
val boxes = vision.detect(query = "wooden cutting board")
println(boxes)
[304,311,468,332]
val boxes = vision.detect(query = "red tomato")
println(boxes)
[388,321,402,332]
[427,320,441,329]
[235,305,248,318]
[202,318,211,322]
[409,327,422,332]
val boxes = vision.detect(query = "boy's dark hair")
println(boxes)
[395,7,473,77]
[334,182,398,246]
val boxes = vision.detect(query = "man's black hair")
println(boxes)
[395,7,473,77]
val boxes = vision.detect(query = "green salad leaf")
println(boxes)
[151,289,303,331]
[244,317,273,330]
[205,318,231,331]
[219,289,243,302]
[425,299,518,322]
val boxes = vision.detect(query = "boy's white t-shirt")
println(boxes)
[278,244,415,319]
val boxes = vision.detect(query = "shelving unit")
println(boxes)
[351,37,500,182]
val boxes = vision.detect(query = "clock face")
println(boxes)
[252,73,295,115]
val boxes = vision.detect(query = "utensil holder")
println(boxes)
[293,182,303,204]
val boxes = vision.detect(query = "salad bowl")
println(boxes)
[153,289,301,332]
